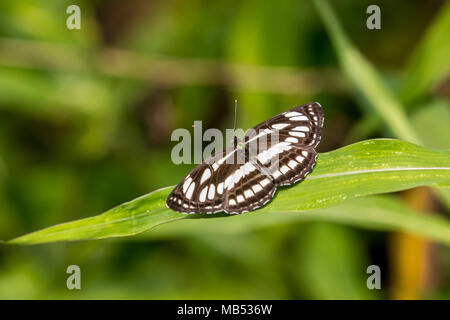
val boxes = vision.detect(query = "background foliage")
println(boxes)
[0,0,449,299]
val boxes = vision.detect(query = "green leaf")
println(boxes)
[411,99,450,151]
[137,196,450,247]
[313,0,450,213]
[411,99,450,210]
[312,0,422,144]
[399,1,450,104]
[6,139,450,245]
[293,223,375,299]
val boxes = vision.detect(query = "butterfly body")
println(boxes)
[166,102,324,214]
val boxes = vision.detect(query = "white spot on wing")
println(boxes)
[293,126,310,132]
[285,111,303,117]
[185,182,195,199]
[247,129,272,144]
[288,160,298,169]
[244,189,254,198]
[208,185,216,200]
[280,165,290,174]
[244,162,256,172]
[200,169,211,184]
[289,131,305,137]
[252,184,263,193]
[258,152,271,165]
[265,142,292,160]
[217,182,224,194]
[272,123,289,130]
[237,195,245,203]
[273,170,282,178]
[224,175,234,190]
[285,137,298,143]
[290,116,309,121]
[199,187,208,202]
[233,168,243,184]
[182,177,192,193]
[260,178,271,187]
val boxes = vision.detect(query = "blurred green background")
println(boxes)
[0,0,449,299]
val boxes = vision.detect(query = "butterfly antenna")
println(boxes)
[234,99,238,131]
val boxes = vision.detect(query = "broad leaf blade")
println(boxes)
[136,196,450,247]
[7,139,450,245]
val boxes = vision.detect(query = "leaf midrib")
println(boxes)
[309,166,450,180]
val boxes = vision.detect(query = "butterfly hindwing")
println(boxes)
[262,146,317,186]
[223,159,276,213]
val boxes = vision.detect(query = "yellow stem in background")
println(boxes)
[390,187,434,299]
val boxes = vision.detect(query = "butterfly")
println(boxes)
[166,102,324,214]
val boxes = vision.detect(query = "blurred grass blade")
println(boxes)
[294,223,376,299]
[313,0,450,211]
[411,99,450,151]
[399,1,450,104]
[6,139,450,245]
[138,195,450,247]
[312,0,421,144]
[411,99,450,210]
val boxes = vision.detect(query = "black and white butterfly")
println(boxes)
[166,102,324,214]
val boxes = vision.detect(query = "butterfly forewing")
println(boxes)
[247,102,322,149]
[243,103,322,186]
[166,102,323,214]
[167,148,238,213]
